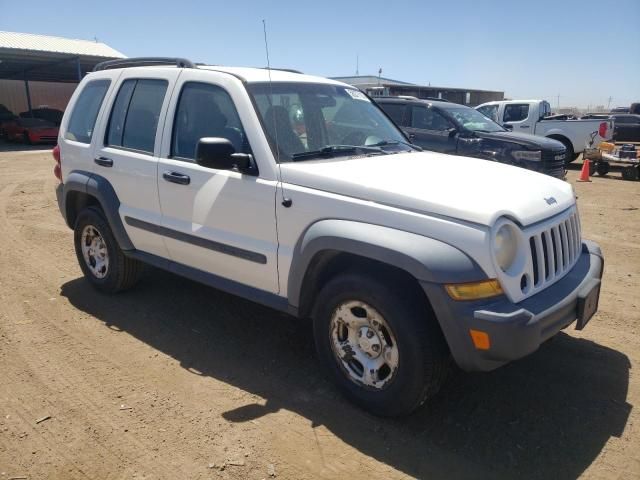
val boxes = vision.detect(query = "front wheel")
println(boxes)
[74,206,143,293]
[313,273,450,416]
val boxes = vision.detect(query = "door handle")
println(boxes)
[94,156,113,167]
[163,171,190,185]
[520,125,530,128]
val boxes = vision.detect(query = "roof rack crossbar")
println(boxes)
[93,57,196,72]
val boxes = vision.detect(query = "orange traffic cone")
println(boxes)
[577,159,592,182]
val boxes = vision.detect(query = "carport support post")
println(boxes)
[23,74,33,118]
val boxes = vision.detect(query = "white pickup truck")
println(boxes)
[476,100,614,162]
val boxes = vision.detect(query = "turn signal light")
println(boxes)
[469,329,491,350]
[445,279,503,301]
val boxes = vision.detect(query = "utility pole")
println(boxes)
[378,67,382,86]
[556,94,560,109]
[356,54,359,76]
[607,96,613,110]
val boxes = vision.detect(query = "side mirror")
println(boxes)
[196,137,253,172]
[503,124,514,131]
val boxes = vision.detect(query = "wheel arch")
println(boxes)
[288,219,487,319]
[61,170,134,250]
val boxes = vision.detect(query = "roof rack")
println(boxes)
[93,57,196,72]
[261,67,304,74]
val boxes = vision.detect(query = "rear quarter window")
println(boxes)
[65,80,111,143]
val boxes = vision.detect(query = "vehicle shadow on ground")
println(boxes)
[61,270,632,480]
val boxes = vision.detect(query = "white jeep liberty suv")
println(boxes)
[53,58,604,416]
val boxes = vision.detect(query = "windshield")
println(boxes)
[444,106,505,133]
[247,82,412,161]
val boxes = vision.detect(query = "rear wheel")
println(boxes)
[74,206,143,293]
[313,273,450,417]
[23,131,32,145]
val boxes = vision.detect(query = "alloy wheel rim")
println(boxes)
[329,300,399,390]
[81,225,109,279]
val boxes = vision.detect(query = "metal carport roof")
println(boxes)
[0,31,126,82]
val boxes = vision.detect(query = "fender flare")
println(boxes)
[287,219,487,309]
[61,170,135,250]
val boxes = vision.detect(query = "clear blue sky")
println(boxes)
[2,0,638,108]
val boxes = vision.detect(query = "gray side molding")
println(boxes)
[62,170,135,251]
[287,219,487,308]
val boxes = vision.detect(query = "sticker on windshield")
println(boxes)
[345,89,370,101]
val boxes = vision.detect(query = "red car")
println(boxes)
[4,117,59,144]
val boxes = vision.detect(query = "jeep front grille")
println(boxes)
[527,209,581,290]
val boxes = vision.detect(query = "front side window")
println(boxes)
[247,83,410,162]
[411,106,452,131]
[106,79,168,154]
[172,82,249,161]
[504,103,530,122]
[65,80,110,143]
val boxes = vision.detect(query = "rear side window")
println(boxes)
[106,79,168,154]
[379,103,407,126]
[65,80,110,143]
[504,104,529,122]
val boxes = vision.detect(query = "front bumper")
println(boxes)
[422,240,604,372]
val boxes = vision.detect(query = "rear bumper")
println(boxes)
[422,240,604,372]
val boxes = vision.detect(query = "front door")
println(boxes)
[156,74,279,293]
[503,103,532,132]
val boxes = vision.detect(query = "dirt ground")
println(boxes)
[0,146,638,480]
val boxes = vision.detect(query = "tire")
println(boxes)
[23,131,32,145]
[74,206,143,293]
[312,272,450,417]
[556,138,575,165]
[596,161,610,176]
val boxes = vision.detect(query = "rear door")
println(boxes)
[503,103,532,132]
[404,105,457,153]
[92,68,181,258]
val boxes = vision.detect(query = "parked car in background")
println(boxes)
[376,97,567,178]
[4,117,59,144]
[19,107,64,126]
[476,99,614,162]
[609,114,640,142]
[580,113,640,143]
[610,106,630,114]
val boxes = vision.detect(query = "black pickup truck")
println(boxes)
[376,97,567,179]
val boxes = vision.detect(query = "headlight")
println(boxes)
[512,150,542,161]
[494,223,519,272]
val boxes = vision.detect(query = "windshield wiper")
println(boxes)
[367,139,423,151]
[291,145,388,161]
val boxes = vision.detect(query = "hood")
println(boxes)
[280,151,575,227]
[476,131,565,150]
